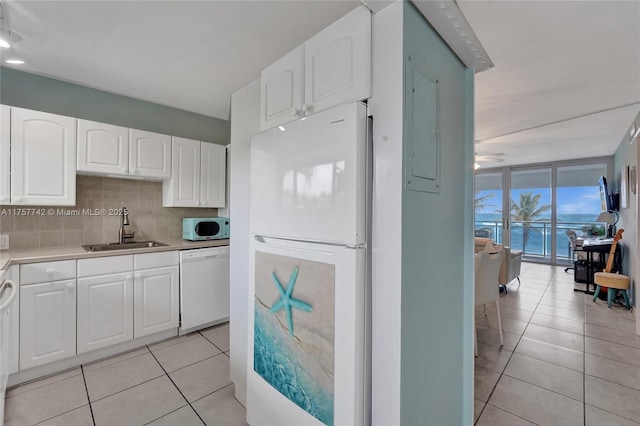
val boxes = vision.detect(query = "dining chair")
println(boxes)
[474,250,505,356]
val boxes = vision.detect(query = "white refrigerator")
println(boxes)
[247,102,370,426]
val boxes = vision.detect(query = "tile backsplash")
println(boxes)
[0,175,218,250]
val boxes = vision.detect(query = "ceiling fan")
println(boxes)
[474,152,506,169]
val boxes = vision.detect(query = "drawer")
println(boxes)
[21,260,76,285]
[77,255,133,277]
[134,251,178,270]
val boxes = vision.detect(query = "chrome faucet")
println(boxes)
[118,207,135,244]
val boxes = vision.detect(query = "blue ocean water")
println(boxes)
[475,213,602,257]
[254,302,334,426]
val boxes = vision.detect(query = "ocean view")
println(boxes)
[475,213,603,259]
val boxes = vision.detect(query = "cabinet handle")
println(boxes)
[302,103,312,113]
[131,168,137,174]
[0,280,17,311]
[46,268,54,276]
[0,196,6,202]
[66,282,74,289]
[292,109,302,117]
[126,275,133,281]
[122,167,127,173]
[13,196,22,202]
[135,273,142,279]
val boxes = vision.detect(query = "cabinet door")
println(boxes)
[77,119,129,176]
[260,46,304,131]
[20,280,76,370]
[0,105,9,204]
[162,137,200,207]
[200,143,226,208]
[134,266,179,338]
[129,129,171,179]
[77,273,134,354]
[304,6,371,115]
[10,108,76,206]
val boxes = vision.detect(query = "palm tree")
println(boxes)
[474,192,497,213]
[510,191,551,251]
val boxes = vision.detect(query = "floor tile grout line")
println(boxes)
[197,329,229,353]
[583,402,640,425]
[5,368,83,399]
[145,344,208,426]
[82,348,151,374]
[478,271,597,424]
[475,276,552,424]
[80,365,97,426]
[141,403,201,426]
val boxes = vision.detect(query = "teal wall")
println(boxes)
[400,3,474,424]
[0,67,230,143]
[613,110,640,305]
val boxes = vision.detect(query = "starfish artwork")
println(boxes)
[270,267,313,336]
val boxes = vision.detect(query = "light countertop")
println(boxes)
[0,239,229,270]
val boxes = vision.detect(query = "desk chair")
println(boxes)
[593,229,631,309]
[565,230,578,273]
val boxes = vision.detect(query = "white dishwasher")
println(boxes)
[180,246,230,333]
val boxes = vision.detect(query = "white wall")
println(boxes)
[229,79,260,406]
[369,2,404,424]
[613,110,639,336]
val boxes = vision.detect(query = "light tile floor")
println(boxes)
[475,263,640,425]
[4,323,247,426]
[5,267,639,425]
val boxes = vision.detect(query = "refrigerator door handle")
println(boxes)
[253,234,363,255]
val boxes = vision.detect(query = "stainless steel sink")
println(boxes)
[82,241,169,252]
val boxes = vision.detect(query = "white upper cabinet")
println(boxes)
[129,129,171,179]
[303,6,371,115]
[260,47,304,130]
[163,137,201,207]
[259,6,371,131]
[163,139,226,208]
[200,143,226,208]
[77,119,129,176]
[10,107,76,206]
[0,105,9,204]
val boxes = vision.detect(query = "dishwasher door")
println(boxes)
[180,246,230,332]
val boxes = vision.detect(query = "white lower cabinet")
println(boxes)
[134,266,179,338]
[77,272,134,354]
[20,279,76,370]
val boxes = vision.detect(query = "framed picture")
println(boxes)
[620,165,629,209]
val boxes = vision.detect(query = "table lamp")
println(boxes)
[597,211,619,238]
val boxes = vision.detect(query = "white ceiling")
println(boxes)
[2,1,639,167]
[458,0,640,168]
[1,0,360,119]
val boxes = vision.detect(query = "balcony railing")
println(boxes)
[474,219,604,264]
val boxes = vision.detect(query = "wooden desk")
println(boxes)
[573,239,621,294]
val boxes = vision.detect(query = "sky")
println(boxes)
[475,185,603,219]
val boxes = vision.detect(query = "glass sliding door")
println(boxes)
[556,163,608,265]
[475,172,505,244]
[510,168,552,262]
[475,159,611,265]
